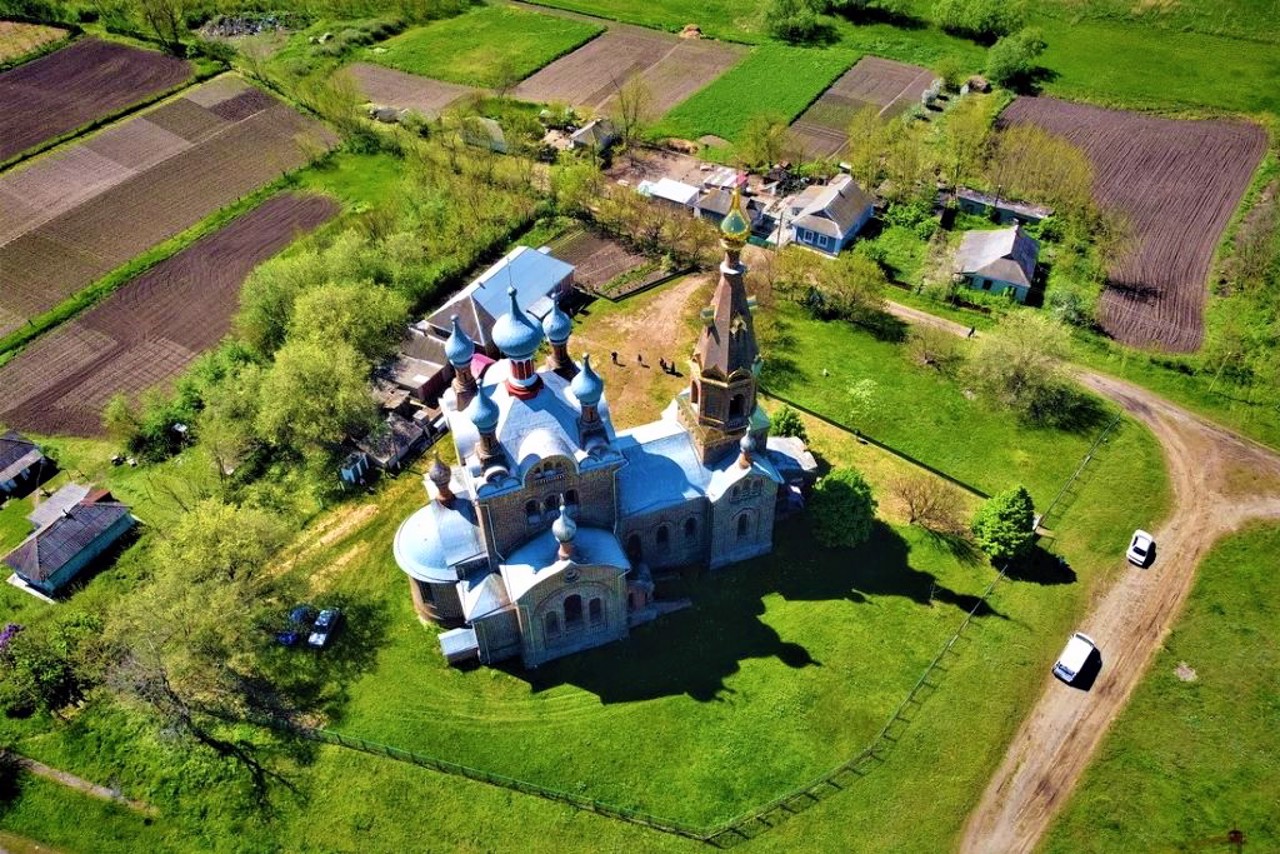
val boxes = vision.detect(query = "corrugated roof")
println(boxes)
[954,226,1039,288]
[0,431,41,483]
[28,483,90,527]
[790,173,874,241]
[5,499,132,583]
[428,246,573,350]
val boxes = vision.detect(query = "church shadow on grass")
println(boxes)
[511,520,1006,703]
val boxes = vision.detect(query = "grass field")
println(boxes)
[368,6,603,89]
[1043,523,1280,852]
[0,21,66,65]
[654,44,856,144]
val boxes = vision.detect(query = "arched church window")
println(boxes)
[737,513,750,539]
[684,517,697,540]
[526,500,539,523]
[564,594,583,630]
[589,598,603,627]
[729,394,745,419]
[731,484,741,501]
[656,525,670,551]
[417,581,435,604]
[545,612,560,640]
[690,382,700,405]
[626,534,642,561]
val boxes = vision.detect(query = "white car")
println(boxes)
[1127,529,1155,567]
[1053,632,1097,684]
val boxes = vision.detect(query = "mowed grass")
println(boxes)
[369,6,603,88]
[1043,523,1280,852]
[655,44,856,143]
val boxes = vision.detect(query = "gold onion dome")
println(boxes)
[720,186,751,246]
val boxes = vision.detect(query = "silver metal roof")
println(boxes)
[501,526,629,603]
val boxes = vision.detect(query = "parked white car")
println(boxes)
[1053,632,1097,685]
[1127,530,1155,567]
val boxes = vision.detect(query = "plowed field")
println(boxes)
[346,62,476,115]
[1000,97,1266,352]
[789,56,934,159]
[0,76,336,336]
[0,37,190,162]
[0,193,337,436]
[513,25,744,114]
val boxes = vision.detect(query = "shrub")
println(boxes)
[771,405,808,441]
[971,485,1035,562]
[985,28,1047,88]
[810,468,878,548]
[765,0,824,42]
[933,0,1024,42]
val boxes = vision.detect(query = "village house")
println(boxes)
[698,185,766,232]
[787,173,875,256]
[951,187,1054,226]
[954,224,1041,303]
[639,176,701,212]
[4,485,135,598]
[569,118,617,152]
[392,191,814,668]
[0,431,46,498]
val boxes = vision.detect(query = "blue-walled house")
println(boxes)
[954,225,1040,304]
[787,174,875,256]
[4,486,135,597]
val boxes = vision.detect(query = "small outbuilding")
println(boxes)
[357,413,427,473]
[0,431,46,498]
[954,224,1040,303]
[4,486,135,597]
[638,177,700,211]
[787,173,876,256]
[569,118,617,151]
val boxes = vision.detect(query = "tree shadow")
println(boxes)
[512,520,1004,703]
[1010,65,1060,96]
[1024,383,1111,434]
[853,308,909,343]
[835,6,927,29]
[1004,546,1077,586]
[922,528,984,565]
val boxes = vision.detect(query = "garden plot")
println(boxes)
[346,62,476,115]
[1000,97,1266,352]
[0,37,190,162]
[0,76,336,337]
[789,56,935,159]
[0,193,337,436]
[545,228,663,295]
[514,25,744,114]
[0,21,66,64]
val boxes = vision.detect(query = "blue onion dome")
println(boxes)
[570,353,604,406]
[552,497,577,544]
[466,382,499,432]
[428,453,451,488]
[445,315,475,367]
[720,186,751,245]
[542,296,572,344]
[491,287,544,360]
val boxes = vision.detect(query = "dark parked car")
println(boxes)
[307,608,343,649]
[275,604,318,647]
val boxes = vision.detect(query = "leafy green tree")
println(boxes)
[844,106,889,189]
[288,282,409,361]
[765,0,823,43]
[966,312,1072,423]
[810,467,877,548]
[738,111,791,169]
[0,615,105,718]
[985,28,1047,88]
[971,485,1035,562]
[102,393,141,445]
[771,405,809,442]
[255,338,376,451]
[933,0,1025,41]
[237,248,331,356]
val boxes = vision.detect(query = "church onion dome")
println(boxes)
[428,454,452,488]
[491,286,544,360]
[445,314,475,367]
[740,433,757,455]
[570,353,604,406]
[720,186,751,245]
[552,498,577,544]
[542,296,572,344]
[466,381,499,431]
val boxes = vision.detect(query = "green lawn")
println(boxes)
[0,494,34,553]
[1043,523,1280,852]
[654,44,856,144]
[368,6,603,88]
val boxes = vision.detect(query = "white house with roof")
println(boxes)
[954,224,1040,303]
[787,173,875,256]
[392,192,811,669]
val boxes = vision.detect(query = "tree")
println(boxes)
[933,0,1024,42]
[844,106,889,189]
[933,54,969,91]
[103,393,141,445]
[807,253,888,321]
[810,467,877,548]
[288,282,409,361]
[985,28,1047,89]
[0,614,106,718]
[966,312,1074,423]
[255,338,377,451]
[988,124,1094,217]
[771,405,809,442]
[612,74,654,158]
[738,111,791,170]
[890,472,966,532]
[551,159,603,217]
[907,325,964,374]
[765,0,824,42]
[936,94,996,187]
[971,485,1035,562]
[237,248,332,356]
[137,0,187,55]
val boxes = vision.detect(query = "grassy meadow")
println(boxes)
[654,44,856,143]
[1043,523,1280,852]
[369,6,603,88]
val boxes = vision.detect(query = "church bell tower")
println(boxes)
[681,185,765,464]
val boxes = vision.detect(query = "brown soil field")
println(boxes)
[0,193,338,436]
[0,21,66,63]
[790,56,934,159]
[0,76,336,337]
[546,228,653,291]
[1000,97,1266,352]
[0,37,190,162]
[346,62,476,115]
[514,26,743,114]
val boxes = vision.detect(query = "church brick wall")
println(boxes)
[480,464,618,558]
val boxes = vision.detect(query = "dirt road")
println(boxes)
[958,371,1280,853]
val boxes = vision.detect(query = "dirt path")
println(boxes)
[4,752,155,815]
[958,373,1280,853]
[881,299,1280,851]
